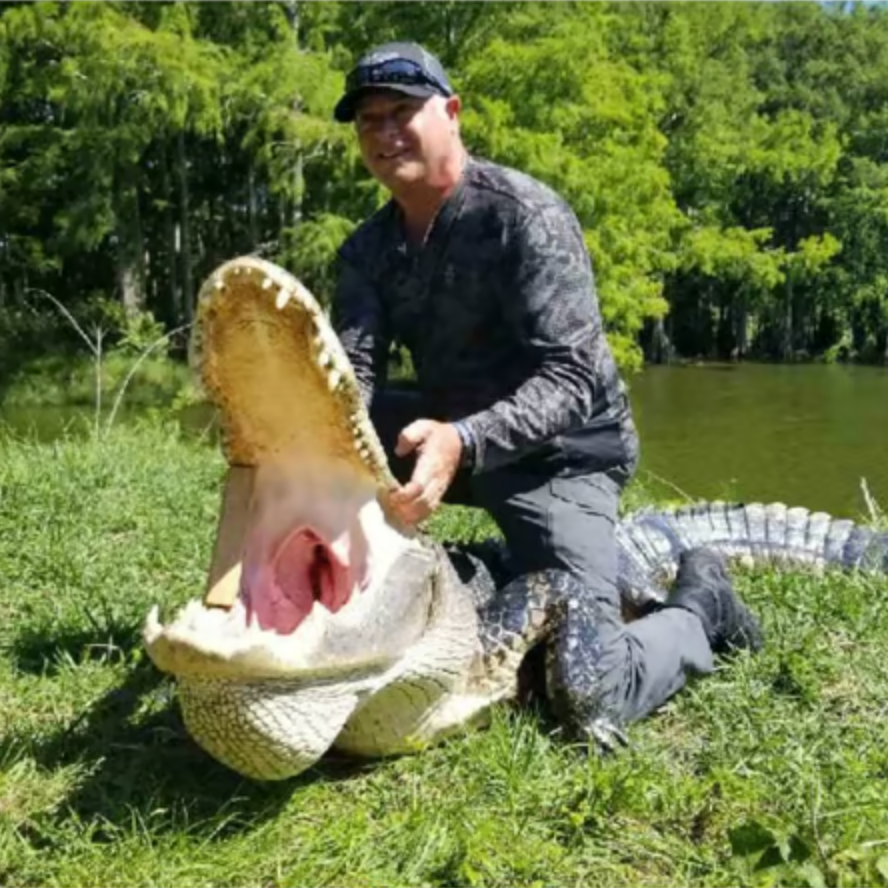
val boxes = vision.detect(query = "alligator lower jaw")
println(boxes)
[143,524,435,682]
[143,594,394,683]
[143,467,422,680]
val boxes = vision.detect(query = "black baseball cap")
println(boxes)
[333,42,454,123]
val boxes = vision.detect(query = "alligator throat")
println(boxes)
[247,525,356,634]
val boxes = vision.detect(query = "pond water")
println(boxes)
[2,363,885,520]
[626,363,888,520]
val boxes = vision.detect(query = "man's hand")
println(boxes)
[388,419,463,525]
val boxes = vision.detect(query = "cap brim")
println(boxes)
[333,84,438,123]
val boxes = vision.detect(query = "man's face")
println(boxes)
[354,91,460,191]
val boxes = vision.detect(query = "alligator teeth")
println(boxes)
[317,350,331,368]
[295,282,313,303]
[327,369,342,391]
[275,289,291,310]
[214,277,224,290]
[262,277,273,290]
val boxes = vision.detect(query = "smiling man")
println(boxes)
[329,42,762,737]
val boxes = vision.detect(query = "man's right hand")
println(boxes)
[388,419,463,525]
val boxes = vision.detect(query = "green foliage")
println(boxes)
[3,1,888,368]
[0,291,190,417]
[1,429,888,886]
[279,212,356,306]
[3,351,190,409]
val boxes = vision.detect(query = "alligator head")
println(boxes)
[143,258,480,781]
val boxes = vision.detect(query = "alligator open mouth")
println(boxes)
[142,466,430,679]
[242,509,364,634]
[254,526,353,626]
[143,257,426,679]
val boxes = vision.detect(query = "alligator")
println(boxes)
[143,256,888,782]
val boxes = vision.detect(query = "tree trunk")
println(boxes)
[703,279,715,358]
[282,0,300,49]
[717,296,730,358]
[247,164,260,249]
[177,129,194,325]
[283,0,305,236]
[734,290,748,359]
[114,165,146,315]
[444,4,456,62]
[649,316,674,364]
[782,274,794,361]
[291,151,304,232]
[160,139,181,326]
[0,238,6,309]
[201,141,221,272]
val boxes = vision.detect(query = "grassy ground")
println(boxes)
[1,422,887,888]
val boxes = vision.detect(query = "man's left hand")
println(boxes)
[388,419,463,525]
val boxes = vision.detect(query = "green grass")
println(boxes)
[2,423,888,887]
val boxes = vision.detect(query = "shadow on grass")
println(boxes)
[10,661,384,839]
[9,623,145,675]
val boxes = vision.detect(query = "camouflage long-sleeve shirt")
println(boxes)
[331,156,639,478]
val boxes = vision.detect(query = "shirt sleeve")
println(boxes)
[458,201,604,473]
[330,248,391,407]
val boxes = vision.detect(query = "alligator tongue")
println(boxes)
[247,527,352,634]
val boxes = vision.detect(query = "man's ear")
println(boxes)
[444,94,462,120]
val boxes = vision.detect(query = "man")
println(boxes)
[330,42,762,740]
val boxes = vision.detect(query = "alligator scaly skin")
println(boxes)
[616,501,888,609]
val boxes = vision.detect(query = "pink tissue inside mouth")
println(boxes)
[244,526,356,635]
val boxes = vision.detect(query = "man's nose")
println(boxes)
[376,114,403,137]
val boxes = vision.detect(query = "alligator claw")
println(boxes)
[586,716,630,754]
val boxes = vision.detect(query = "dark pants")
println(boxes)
[372,387,714,723]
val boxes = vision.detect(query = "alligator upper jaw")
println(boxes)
[192,255,400,497]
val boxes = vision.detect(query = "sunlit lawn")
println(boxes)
[1,422,887,887]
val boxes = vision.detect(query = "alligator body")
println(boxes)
[143,257,888,782]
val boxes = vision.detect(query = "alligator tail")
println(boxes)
[616,501,888,609]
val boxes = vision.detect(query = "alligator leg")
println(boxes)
[477,569,627,750]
